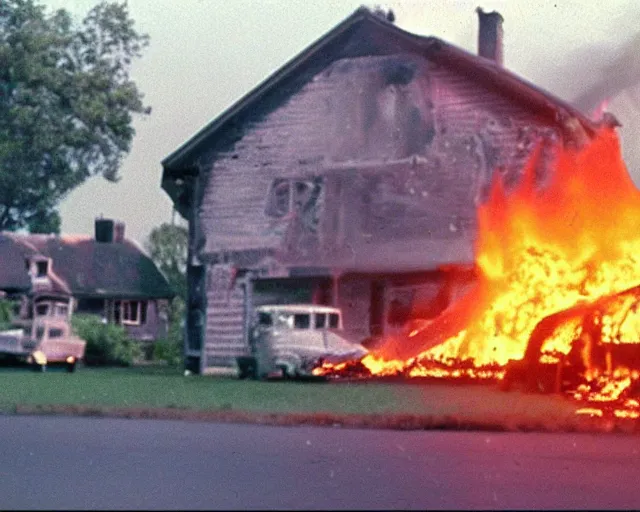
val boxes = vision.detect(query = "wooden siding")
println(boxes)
[197,53,557,273]
[336,277,373,342]
[204,264,246,368]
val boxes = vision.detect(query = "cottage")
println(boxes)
[0,219,174,355]
[161,7,599,374]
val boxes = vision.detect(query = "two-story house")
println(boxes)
[161,7,601,374]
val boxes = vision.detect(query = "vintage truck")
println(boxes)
[0,317,86,372]
[236,304,369,380]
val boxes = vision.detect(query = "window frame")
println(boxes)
[114,300,147,326]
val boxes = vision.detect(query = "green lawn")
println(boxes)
[0,365,581,425]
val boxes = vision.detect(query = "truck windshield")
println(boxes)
[328,313,340,329]
[49,328,64,338]
[258,312,273,327]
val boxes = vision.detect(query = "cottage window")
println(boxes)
[35,304,49,317]
[113,300,147,326]
[36,260,49,277]
[55,304,69,317]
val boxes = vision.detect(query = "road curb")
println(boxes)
[9,403,640,434]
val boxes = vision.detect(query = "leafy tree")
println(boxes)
[0,0,150,231]
[146,222,188,300]
[147,221,188,367]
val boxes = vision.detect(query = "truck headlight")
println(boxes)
[32,351,47,366]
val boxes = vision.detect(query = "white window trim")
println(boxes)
[119,300,145,326]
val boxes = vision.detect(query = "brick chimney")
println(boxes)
[477,7,504,66]
[95,218,126,243]
[114,221,126,243]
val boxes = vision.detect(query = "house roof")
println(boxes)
[0,236,32,292]
[161,6,596,185]
[0,233,175,300]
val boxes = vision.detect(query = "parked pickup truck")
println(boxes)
[236,304,369,380]
[0,318,86,372]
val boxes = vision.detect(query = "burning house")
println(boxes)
[162,6,604,375]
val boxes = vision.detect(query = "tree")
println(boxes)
[146,222,188,300]
[146,221,188,367]
[0,0,150,232]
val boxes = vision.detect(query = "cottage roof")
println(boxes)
[0,236,32,292]
[161,5,596,188]
[0,233,175,300]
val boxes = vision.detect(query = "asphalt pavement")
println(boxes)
[0,415,638,510]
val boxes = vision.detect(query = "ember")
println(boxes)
[319,126,640,413]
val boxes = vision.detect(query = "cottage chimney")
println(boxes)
[114,221,126,243]
[477,7,504,66]
[95,218,126,243]
[95,218,114,243]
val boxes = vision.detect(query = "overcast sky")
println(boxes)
[40,0,640,244]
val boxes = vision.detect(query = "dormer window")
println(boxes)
[36,260,49,278]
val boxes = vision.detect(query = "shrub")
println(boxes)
[0,299,16,331]
[72,314,141,366]
[152,297,184,367]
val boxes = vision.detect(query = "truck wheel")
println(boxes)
[237,357,256,380]
[66,361,77,373]
[279,364,297,380]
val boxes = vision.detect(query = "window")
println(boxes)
[328,313,340,329]
[293,313,310,329]
[265,179,291,218]
[36,260,49,277]
[35,326,45,341]
[55,304,69,317]
[265,178,318,219]
[35,304,49,317]
[315,313,326,329]
[48,328,64,339]
[113,300,147,325]
[273,312,294,329]
[258,312,273,327]
[77,298,105,315]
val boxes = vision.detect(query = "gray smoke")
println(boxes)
[538,8,640,183]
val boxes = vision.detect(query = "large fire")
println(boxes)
[318,126,640,411]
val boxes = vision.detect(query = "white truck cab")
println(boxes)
[237,304,368,379]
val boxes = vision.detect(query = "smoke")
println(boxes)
[537,7,640,182]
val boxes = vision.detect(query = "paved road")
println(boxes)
[0,415,639,510]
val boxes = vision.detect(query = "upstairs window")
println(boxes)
[265,179,291,218]
[36,260,49,277]
[265,178,316,219]
[35,304,49,317]
[55,304,69,317]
